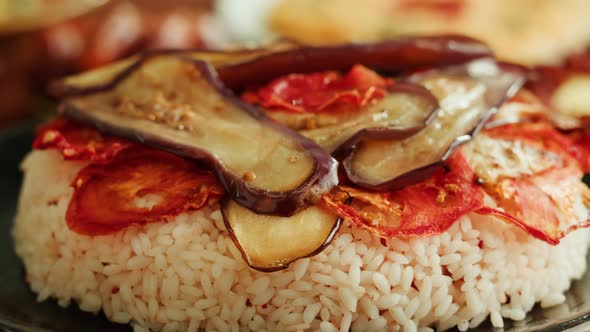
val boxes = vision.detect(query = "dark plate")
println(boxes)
[0,123,589,332]
[0,122,130,332]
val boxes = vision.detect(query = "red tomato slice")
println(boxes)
[477,167,589,245]
[485,122,587,171]
[242,64,393,113]
[387,152,484,238]
[324,151,485,238]
[33,117,131,162]
[66,147,224,235]
[324,123,590,244]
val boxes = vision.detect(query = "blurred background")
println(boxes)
[1,0,589,129]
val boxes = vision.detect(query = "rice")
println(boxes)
[13,150,590,331]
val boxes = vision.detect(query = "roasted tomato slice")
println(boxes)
[483,122,582,171]
[242,64,393,113]
[386,152,484,238]
[468,123,590,243]
[324,151,484,238]
[33,117,131,162]
[478,167,590,244]
[67,147,224,235]
[325,123,590,244]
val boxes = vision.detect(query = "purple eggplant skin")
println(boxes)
[60,56,338,217]
[53,36,492,211]
[342,60,526,192]
[47,47,285,98]
[342,138,468,192]
[220,197,343,272]
[48,49,178,98]
[49,35,491,99]
[217,35,492,91]
[331,83,440,160]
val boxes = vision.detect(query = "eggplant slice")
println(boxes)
[300,84,440,154]
[259,84,438,153]
[51,35,493,213]
[50,35,490,98]
[48,46,296,98]
[221,198,341,272]
[343,59,525,191]
[59,55,338,216]
[218,35,491,91]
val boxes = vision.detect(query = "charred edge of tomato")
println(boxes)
[220,197,343,273]
[60,56,338,217]
[474,207,561,245]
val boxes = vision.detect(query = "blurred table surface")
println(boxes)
[0,0,212,130]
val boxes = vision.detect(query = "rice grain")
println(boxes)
[13,150,590,332]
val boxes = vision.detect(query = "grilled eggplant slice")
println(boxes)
[218,35,491,91]
[221,198,341,272]
[59,55,337,216]
[51,35,490,98]
[51,36,492,214]
[343,59,525,191]
[48,47,291,98]
[300,83,439,154]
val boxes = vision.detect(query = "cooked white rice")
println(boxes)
[13,150,590,331]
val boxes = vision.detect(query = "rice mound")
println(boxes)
[14,150,590,332]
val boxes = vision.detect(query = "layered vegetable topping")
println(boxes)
[58,56,338,217]
[343,60,523,190]
[38,36,590,271]
[34,119,223,235]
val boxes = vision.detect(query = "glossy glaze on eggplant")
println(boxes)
[48,36,526,272]
[60,55,338,216]
[221,198,341,272]
[302,83,440,154]
[342,59,525,190]
[218,35,492,91]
